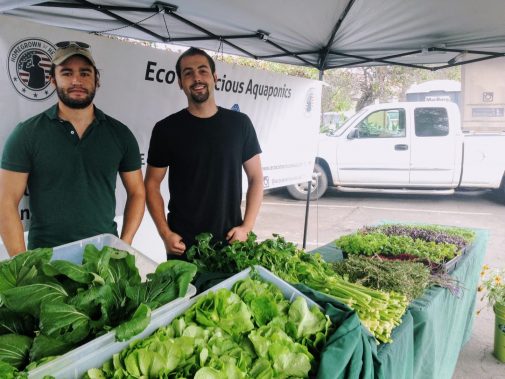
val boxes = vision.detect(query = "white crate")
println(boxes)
[51,233,156,279]
[25,234,196,379]
[40,266,322,378]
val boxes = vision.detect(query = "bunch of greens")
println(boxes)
[187,233,297,274]
[187,233,408,343]
[360,224,475,250]
[86,276,332,378]
[335,231,461,263]
[332,255,432,301]
[0,245,196,374]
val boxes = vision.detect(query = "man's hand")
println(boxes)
[163,231,186,255]
[226,225,250,244]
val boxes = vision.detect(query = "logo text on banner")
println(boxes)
[8,38,56,101]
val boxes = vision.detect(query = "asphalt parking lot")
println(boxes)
[255,187,505,379]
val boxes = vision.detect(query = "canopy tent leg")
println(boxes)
[302,69,325,249]
[302,179,312,249]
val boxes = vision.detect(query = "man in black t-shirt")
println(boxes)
[145,47,263,259]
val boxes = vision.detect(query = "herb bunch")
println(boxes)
[332,255,431,302]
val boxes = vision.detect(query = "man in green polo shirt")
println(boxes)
[0,41,145,256]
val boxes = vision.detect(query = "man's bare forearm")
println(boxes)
[120,191,145,244]
[0,203,26,256]
[146,187,172,238]
[242,175,263,231]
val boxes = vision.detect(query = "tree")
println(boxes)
[321,65,461,112]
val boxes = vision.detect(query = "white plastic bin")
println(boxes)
[51,233,156,279]
[40,266,322,378]
[26,234,196,379]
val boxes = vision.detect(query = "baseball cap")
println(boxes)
[52,41,96,66]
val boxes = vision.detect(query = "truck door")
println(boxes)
[337,108,410,185]
[409,106,459,186]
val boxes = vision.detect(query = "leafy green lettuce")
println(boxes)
[86,276,331,378]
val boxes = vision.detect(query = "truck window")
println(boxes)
[355,109,406,138]
[414,108,449,137]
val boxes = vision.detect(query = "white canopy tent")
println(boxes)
[1,0,505,71]
[1,0,504,250]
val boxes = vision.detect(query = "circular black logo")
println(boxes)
[304,87,316,116]
[8,38,56,101]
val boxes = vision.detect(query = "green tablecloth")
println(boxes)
[293,284,382,379]
[407,229,487,379]
[312,229,488,379]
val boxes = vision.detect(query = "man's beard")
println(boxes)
[56,86,96,109]
[190,84,210,103]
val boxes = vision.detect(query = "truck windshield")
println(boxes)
[334,108,368,137]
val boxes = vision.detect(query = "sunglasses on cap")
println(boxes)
[55,41,90,49]
[52,41,96,66]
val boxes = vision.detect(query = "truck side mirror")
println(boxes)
[347,129,358,139]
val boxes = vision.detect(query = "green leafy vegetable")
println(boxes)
[286,296,330,342]
[68,284,115,330]
[155,260,197,297]
[39,302,91,344]
[0,248,52,292]
[101,247,140,286]
[115,304,151,342]
[190,288,254,336]
[42,260,94,284]
[0,309,35,337]
[29,335,74,362]
[125,271,177,310]
[88,276,331,378]
[0,334,32,369]
[0,245,197,373]
[269,340,312,377]
[0,360,25,379]
[82,245,111,277]
[1,278,68,317]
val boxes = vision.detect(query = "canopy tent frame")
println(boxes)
[27,0,505,72]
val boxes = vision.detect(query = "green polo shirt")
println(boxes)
[1,104,141,249]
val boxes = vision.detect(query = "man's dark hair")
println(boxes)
[176,47,216,80]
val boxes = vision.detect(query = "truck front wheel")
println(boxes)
[286,163,328,200]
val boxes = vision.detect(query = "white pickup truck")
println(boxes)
[287,101,505,200]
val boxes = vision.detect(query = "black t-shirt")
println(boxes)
[147,107,261,248]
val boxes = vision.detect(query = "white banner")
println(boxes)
[0,15,322,231]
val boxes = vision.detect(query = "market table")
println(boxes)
[312,228,488,379]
